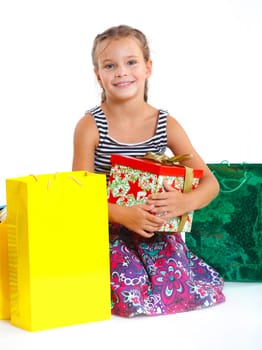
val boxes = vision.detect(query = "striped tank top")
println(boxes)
[88,106,168,179]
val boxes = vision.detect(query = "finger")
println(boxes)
[150,204,168,213]
[140,203,155,212]
[163,181,176,192]
[142,203,166,215]
[148,190,171,201]
[146,212,166,224]
[143,224,160,235]
[137,229,155,238]
[148,200,167,210]
[149,207,173,221]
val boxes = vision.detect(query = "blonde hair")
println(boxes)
[92,25,151,103]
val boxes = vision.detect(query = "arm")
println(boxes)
[147,115,220,219]
[72,113,164,237]
[109,202,166,238]
[72,113,98,171]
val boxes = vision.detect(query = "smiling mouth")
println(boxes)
[113,81,134,87]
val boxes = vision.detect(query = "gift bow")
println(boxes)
[142,152,194,233]
[142,152,193,165]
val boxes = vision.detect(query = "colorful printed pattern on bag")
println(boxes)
[108,164,200,232]
[109,225,225,317]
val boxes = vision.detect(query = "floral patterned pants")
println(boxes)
[110,225,225,317]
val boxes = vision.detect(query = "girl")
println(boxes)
[72,24,225,317]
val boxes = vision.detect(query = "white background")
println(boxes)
[0,0,262,203]
[1,282,262,350]
[0,1,262,349]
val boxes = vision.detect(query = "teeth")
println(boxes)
[115,81,132,87]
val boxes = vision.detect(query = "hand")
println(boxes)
[146,181,189,220]
[120,203,166,238]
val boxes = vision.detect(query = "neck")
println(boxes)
[102,98,149,118]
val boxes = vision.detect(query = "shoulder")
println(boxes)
[166,114,193,151]
[166,114,184,131]
[73,112,99,146]
[157,109,179,125]
[74,113,96,133]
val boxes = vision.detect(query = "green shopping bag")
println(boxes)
[186,162,262,282]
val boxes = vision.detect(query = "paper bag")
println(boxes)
[186,162,262,281]
[0,220,10,319]
[6,171,111,331]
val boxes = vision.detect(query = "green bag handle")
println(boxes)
[211,161,250,193]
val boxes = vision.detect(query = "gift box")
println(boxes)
[0,219,10,320]
[108,154,203,232]
[6,171,111,331]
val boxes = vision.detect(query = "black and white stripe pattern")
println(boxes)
[87,106,168,179]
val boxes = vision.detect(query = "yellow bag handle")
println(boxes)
[29,172,91,189]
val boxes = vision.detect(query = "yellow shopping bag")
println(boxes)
[6,171,111,331]
[0,220,10,320]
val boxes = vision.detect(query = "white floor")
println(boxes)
[0,282,261,350]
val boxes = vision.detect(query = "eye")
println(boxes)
[104,63,114,70]
[127,59,137,66]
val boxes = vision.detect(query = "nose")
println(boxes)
[114,65,127,78]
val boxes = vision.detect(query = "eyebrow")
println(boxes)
[101,55,139,64]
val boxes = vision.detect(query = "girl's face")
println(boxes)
[94,37,152,103]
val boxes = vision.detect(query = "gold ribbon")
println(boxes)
[142,152,193,165]
[141,152,194,232]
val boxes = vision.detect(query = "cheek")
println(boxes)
[98,71,111,83]
[136,64,151,79]
[96,73,107,87]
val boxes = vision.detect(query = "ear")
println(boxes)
[146,59,152,79]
